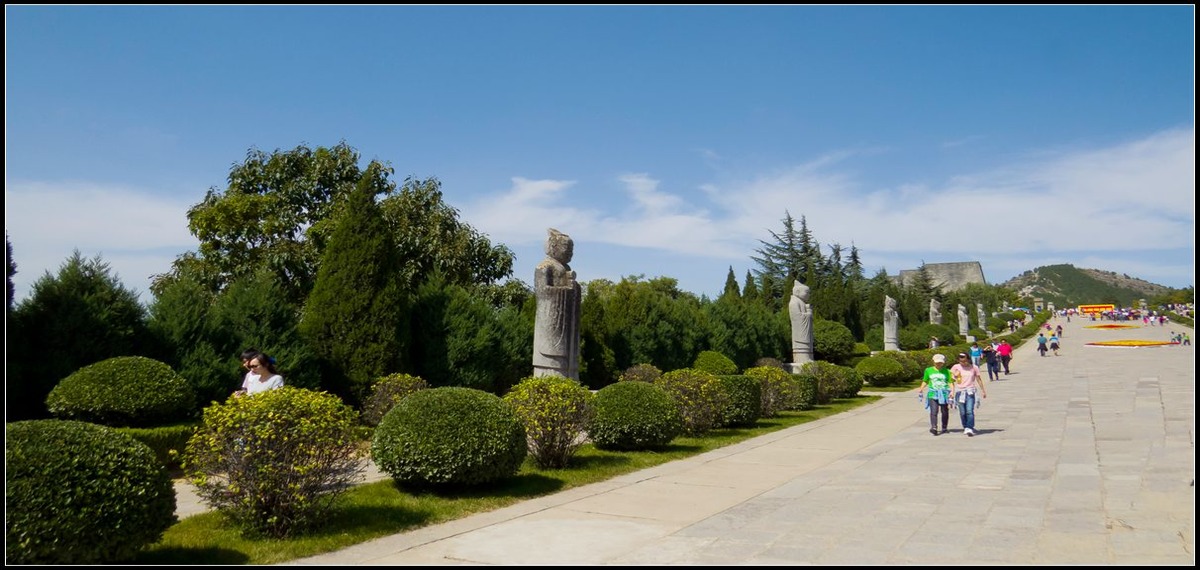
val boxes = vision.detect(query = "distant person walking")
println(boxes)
[1036,333,1049,357]
[982,342,1001,382]
[1055,324,1063,338]
[919,354,954,436]
[969,342,983,367]
[997,340,1013,374]
[1049,334,1061,356]
[950,353,987,436]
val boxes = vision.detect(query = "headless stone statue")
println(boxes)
[789,280,814,368]
[958,304,970,337]
[930,298,943,325]
[532,228,581,380]
[883,295,900,352]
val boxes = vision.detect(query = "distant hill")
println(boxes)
[999,264,1175,308]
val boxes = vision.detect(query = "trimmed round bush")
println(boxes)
[744,365,801,416]
[813,318,856,364]
[753,357,786,370]
[588,381,682,450]
[717,375,762,428]
[693,350,738,375]
[800,361,862,401]
[654,368,730,436]
[372,387,526,487]
[184,387,364,538]
[504,375,595,469]
[46,356,196,427]
[6,420,176,564]
[362,373,430,427]
[855,356,907,387]
[618,363,662,383]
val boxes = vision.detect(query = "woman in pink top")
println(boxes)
[950,353,988,436]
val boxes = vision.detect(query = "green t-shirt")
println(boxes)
[922,366,953,399]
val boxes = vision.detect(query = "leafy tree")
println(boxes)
[155,142,515,308]
[705,293,784,371]
[597,276,707,373]
[8,251,152,420]
[299,167,408,406]
[579,282,618,390]
[379,177,514,291]
[741,270,759,302]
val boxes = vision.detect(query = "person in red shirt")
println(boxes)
[996,340,1013,375]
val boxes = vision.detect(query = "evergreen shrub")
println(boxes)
[119,421,200,471]
[588,381,682,451]
[693,350,738,375]
[813,319,856,364]
[753,356,786,370]
[744,365,802,416]
[6,420,175,564]
[800,361,862,400]
[716,375,762,427]
[618,363,663,383]
[854,356,907,387]
[654,368,730,436]
[184,387,363,538]
[45,355,196,427]
[503,375,595,469]
[371,387,526,487]
[362,373,430,427]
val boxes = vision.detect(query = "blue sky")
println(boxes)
[5,5,1195,305]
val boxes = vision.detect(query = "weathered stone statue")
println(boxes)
[788,280,814,367]
[976,303,986,331]
[930,298,942,325]
[958,304,969,336]
[532,228,581,380]
[883,295,900,352]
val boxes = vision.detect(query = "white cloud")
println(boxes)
[5,181,197,304]
[469,127,1195,294]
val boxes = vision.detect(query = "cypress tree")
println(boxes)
[300,164,408,406]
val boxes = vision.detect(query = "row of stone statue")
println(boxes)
[530,228,1001,379]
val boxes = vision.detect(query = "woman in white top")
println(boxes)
[241,353,284,396]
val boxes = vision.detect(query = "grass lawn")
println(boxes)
[133,395,879,565]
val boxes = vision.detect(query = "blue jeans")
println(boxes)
[957,392,977,430]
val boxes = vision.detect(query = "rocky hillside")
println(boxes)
[999,264,1174,308]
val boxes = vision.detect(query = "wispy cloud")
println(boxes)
[6,128,1193,307]
[468,127,1195,291]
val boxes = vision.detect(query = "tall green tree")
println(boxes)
[299,166,408,406]
[721,266,740,300]
[155,142,515,308]
[8,251,152,419]
[158,142,379,306]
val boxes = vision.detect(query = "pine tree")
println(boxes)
[721,266,741,301]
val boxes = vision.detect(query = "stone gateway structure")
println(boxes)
[532,228,581,380]
[895,261,987,292]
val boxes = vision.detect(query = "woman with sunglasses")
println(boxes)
[236,353,284,396]
[949,352,987,436]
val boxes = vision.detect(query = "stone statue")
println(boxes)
[930,298,942,325]
[976,303,986,332]
[789,280,814,367]
[958,304,969,337]
[883,295,900,351]
[532,228,581,380]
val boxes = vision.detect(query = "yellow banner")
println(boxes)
[1077,304,1115,314]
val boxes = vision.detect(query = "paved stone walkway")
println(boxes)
[179,315,1196,565]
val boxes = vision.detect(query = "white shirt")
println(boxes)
[246,374,284,395]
